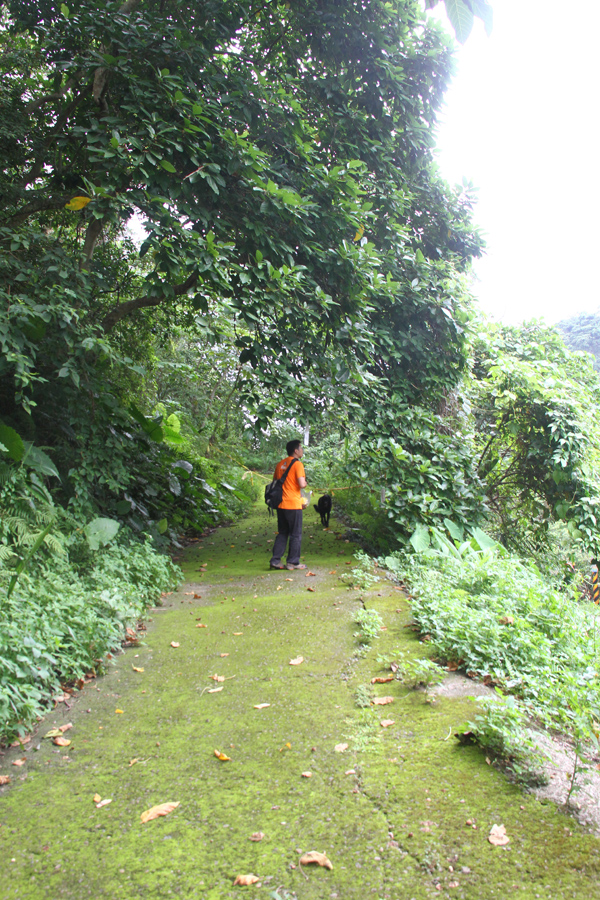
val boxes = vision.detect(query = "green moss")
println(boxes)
[1,505,599,899]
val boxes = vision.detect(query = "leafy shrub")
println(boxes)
[385,532,600,746]
[341,550,381,590]
[354,608,384,644]
[0,530,181,744]
[462,694,549,786]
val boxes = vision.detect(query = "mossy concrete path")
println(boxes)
[1,505,600,900]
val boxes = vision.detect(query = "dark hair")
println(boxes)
[286,439,301,456]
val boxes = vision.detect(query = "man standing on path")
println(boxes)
[269,439,308,571]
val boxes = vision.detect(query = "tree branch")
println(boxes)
[101,271,199,333]
[81,218,104,270]
[5,194,72,227]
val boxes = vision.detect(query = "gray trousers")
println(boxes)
[270,508,303,566]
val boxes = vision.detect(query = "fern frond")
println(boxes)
[0,545,17,564]
[43,533,64,555]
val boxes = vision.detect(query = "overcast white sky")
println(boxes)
[429,0,600,325]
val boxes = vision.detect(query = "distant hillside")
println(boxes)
[557,311,600,371]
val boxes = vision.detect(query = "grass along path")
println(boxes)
[1,503,599,899]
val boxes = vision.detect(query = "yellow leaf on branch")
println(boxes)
[65,196,91,210]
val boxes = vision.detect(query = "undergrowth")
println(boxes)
[382,525,600,781]
[0,531,181,744]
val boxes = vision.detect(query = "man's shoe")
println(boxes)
[286,563,307,570]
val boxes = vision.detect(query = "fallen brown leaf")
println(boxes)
[299,851,333,870]
[170,641,180,648]
[95,798,112,809]
[115,708,124,714]
[289,656,304,666]
[207,687,223,693]
[329,570,337,574]
[305,571,316,577]
[344,769,355,775]
[488,823,510,846]
[254,703,270,709]
[220,653,229,658]
[210,674,226,682]
[196,622,207,628]
[140,801,180,823]
[285,578,293,582]
[53,736,71,747]
[44,728,63,739]
[214,749,231,761]
[12,758,26,767]
[301,771,312,778]
[132,665,145,673]
[380,719,395,728]
[233,874,260,886]
[249,831,264,842]
[307,587,315,592]
[0,775,11,785]
[372,696,394,706]
[499,616,515,626]
[334,743,348,752]
[371,676,393,684]
[233,632,243,635]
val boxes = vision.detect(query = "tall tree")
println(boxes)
[1,0,484,523]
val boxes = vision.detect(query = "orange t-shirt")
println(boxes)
[273,457,306,510]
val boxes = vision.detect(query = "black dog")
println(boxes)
[314,494,332,527]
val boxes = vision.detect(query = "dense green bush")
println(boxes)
[384,532,600,752]
[0,531,181,745]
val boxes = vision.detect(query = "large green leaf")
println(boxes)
[22,443,60,479]
[444,0,474,43]
[470,527,497,552]
[0,423,25,462]
[410,524,431,553]
[84,517,120,551]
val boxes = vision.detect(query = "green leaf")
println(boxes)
[162,426,185,444]
[410,524,431,553]
[22,443,60,479]
[60,3,69,16]
[157,518,168,534]
[444,0,474,43]
[84,517,120,551]
[116,499,133,515]
[0,423,25,462]
[159,160,177,173]
[443,518,463,543]
[469,527,497,552]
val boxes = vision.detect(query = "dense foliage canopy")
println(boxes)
[1,0,486,526]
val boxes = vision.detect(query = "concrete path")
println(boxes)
[1,505,599,899]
